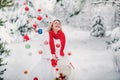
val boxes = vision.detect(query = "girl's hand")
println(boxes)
[52,54,58,59]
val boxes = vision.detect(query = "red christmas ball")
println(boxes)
[55,68,59,71]
[34,77,38,80]
[51,58,58,67]
[23,2,27,5]
[37,16,42,21]
[24,34,30,41]
[33,24,37,29]
[38,50,43,55]
[37,9,41,12]
[46,15,48,18]
[68,52,72,56]
[25,6,29,11]
[44,40,48,45]
[56,44,60,48]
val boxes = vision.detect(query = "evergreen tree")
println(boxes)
[0,41,10,80]
[0,0,13,79]
[0,0,13,26]
[0,0,13,9]
[0,18,5,26]
[90,16,105,37]
[106,27,120,52]
[54,0,86,22]
[9,0,50,41]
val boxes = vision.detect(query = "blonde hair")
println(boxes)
[47,19,62,32]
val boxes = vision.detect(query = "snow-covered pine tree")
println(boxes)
[0,0,12,79]
[5,0,50,42]
[106,1,120,51]
[90,16,105,37]
[53,0,86,23]
[12,0,36,38]
[105,2,120,72]
[0,19,5,26]
[0,0,13,9]
[0,0,13,25]
[106,27,120,72]
[0,40,10,80]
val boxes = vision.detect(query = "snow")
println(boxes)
[3,25,120,80]
[1,0,120,80]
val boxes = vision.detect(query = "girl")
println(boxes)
[47,20,73,80]
[48,19,66,58]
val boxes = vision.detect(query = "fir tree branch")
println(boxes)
[0,63,7,66]
[70,0,86,17]
[0,18,6,26]
[0,69,6,75]
[0,77,3,80]
[0,0,14,9]
[56,0,62,3]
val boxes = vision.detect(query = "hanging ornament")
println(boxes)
[44,40,48,45]
[51,58,58,67]
[38,29,43,34]
[24,34,30,41]
[37,16,42,21]
[33,24,37,29]
[25,6,29,11]
[38,50,43,55]
[25,44,31,49]
[68,52,72,56]
[23,2,27,5]
[37,8,41,12]
[33,77,38,80]
[56,43,60,48]
[24,70,28,74]
[55,68,59,71]
[28,52,32,56]
[46,15,48,18]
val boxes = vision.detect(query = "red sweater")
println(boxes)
[49,30,66,56]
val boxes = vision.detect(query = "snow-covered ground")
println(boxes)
[3,25,120,80]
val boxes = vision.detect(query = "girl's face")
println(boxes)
[52,20,61,32]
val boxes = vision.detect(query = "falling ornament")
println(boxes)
[56,43,60,48]
[24,70,28,74]
[68,52,72,56]
[28,52,32,56]
[37,16,42,21]
[23,2,26,5]
[38,29,43,34]
[33,24,37,29]
[25,44,31,49]
[34,77,38,80]
[55,68,59,71]
[51,58,58,67]
[46,21,49,23]
[44,40,48,45]
[24,34,30,41]
[46,15,48,18]
[38,50,43,55]
[37,9,41,12]
[25,6,29,11]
